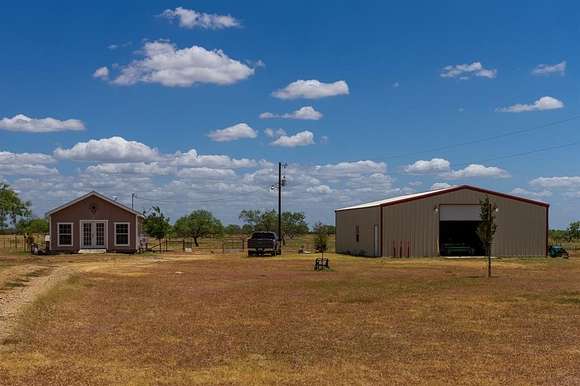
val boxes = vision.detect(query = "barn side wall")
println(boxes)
[335,206,380,256]
[381,189,547,257]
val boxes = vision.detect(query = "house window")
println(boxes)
[115,223,130,246]
[57,223,73,246]
[355,225,360,242]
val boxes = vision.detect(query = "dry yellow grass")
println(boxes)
[0,255,579,385]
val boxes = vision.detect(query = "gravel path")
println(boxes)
[0,265,74,343]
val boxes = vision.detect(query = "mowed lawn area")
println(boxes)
[1,255,580,385]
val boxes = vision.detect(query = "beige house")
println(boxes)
[335,185,548,257]
[46,191,144,253]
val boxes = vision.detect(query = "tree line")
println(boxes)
[144,207,335,246]
[550,221,580,243]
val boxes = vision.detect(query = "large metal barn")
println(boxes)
[335,185,548,257]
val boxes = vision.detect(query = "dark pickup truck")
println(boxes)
[247,231,281,256]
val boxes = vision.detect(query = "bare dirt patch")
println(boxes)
[0,256,579,385]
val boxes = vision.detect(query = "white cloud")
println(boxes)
[0,164,59,176]
[313,160,386,178]
[170,149,257,168]
[208,123,257,142]
[263,128,287,138]
[86,162,173,176]
[392,82,400,88]
[530,176,580,189]
[0,151,55,165]
[93,66,109,80]
[272,80,349,99]
[176,167,236,179]
[54,136,160,162]
[260,106,323,120]
[0,114,85,133]
[110,41,255,87]
[160,7,240,29]
[404,158,450,174]
[431,182,452,190]
[271,131,315,147]
[497,96,564,113]
[445,164,510,179]
[440,62,497,79]
[510,188,552,199]
[531,61,566,76]
[306,185,333,194]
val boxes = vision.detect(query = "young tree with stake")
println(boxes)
[476,196,498,278]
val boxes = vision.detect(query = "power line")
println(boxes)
[380,114,580,160]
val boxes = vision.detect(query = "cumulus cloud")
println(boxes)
[54,136,160,162]
[497,96,564,113]
[531,61,566,76]
[313,160,386,178]
[109,40,255,87]
[176,167,236,179]
[431,182,452,190]
[0,164,59,176]
[530,176,580,189]
[0,151,58,177]
[93,66,109,80]
[440,62,497,79]
[0,114,85,133]
[445,164,510,179]
[170,149,257,168]
[307,185,333,194]
[272,80,349,99]
[86,162,173,176]
[404,158,451,174]
[160,7,240,29]
[0,151,55,165]
[208,123,257,142]
[510,187,552,199]
[271,131,315,147]
[259,106,323,120]
[263,128,287,138]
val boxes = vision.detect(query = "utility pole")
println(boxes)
[278,162,282,244]
[271,162,287,249]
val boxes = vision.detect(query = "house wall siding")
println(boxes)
[49,195,137,252]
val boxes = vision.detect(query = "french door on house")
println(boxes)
[81,221,106,249]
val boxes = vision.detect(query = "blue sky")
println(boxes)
[0,0,579,227]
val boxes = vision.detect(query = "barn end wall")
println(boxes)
[335,206,380,256]
[381,189,547,257]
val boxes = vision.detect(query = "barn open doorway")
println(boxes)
[439,205,485,256]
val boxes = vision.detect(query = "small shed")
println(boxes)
[335,185,549,257]
[46,191,144,253]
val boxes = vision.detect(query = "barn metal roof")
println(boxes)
[335,184,549,211]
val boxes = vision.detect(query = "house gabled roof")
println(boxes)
[335,185,549,212]
[46,191,145,218]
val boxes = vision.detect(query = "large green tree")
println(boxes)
[224,224,242,235]
[239,209,309,239]
[143,206,172,243]
[0,183,31,230]
[16,218,49,235]
[174,210,224,247]
[282,212,309,239]
[567,221,580,242]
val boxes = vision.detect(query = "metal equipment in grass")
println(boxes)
[548,245,569,258]
[314,256,330,271]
